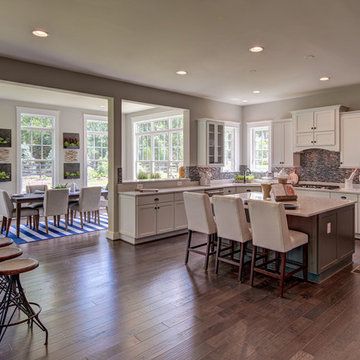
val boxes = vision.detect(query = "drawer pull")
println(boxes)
[154,198,159,202]
[246,189,251,192]
[341,196,347,200]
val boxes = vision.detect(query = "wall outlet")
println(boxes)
[136,183,144,190]
[177,181,183,186]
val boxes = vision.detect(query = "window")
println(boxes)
[85,115,108,187]
[134,113,184,179]
[223,124,240,172]
[18,108,57,191]
[248,123,271,172]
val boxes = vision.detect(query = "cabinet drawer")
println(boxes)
[137,193,174,205]
[330,192,358,202]
[223,187,236,194]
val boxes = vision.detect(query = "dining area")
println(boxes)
[0,185,108,241]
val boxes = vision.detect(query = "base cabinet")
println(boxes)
[137,204,157,238]
[174,201,187,230]
[157,202,175,234]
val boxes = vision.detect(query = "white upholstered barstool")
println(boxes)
[183,192,217,271]
[212,195,252,282]
[247,200,309,297]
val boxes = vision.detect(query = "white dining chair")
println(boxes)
[69,187,102,228]
[0,190,39,236]
[212,195,252,282]
[183,192,217,271]
[247,199,308,297]
[40,189,69,233]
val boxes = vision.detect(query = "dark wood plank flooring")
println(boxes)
[1,232,360,360]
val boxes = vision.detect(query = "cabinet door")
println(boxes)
[330,192,358,234]
[215,123,224,165]
[318,212,337,272]
[207,122,215,164]
[314,109,335,132]
[313,131,335,146]
[174,201,187,230]
[296,132,314,147]
[283,121,293,166]
[157,202,175,234]
[137,204,157,238]
[295,112,314,133]
[272,122,284,166]
[340,114,360,168]
[337,205,355,260]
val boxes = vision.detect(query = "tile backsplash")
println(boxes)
[186,149,359,184]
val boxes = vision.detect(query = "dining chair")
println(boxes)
[247,199,308,297]
[69,187,102,228]
[40,189,69,233]
[183,192,217,271]
[0,190,39,236]
[212,195,252,282]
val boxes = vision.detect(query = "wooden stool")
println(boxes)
[0,258,48,345]
[0,246,23,292]
[0,238,13,248]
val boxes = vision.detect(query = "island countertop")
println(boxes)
[225,192,356,218]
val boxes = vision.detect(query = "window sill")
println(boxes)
[122,178,190,184]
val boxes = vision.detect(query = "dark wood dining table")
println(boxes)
[11,190,108,237]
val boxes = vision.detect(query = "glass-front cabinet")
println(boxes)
[198,119,225,166]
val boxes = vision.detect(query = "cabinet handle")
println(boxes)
[246,189,251,192]
[154,198,159,202]
[314,141,317,144]
[314,127,317,130]
[341,196,347,200]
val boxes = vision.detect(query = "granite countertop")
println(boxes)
[294,186,360,195]
[226,192,356,218]
[119,182,261,196]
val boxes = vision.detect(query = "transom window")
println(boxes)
[18,108,57,191]
[248,124,270,172]
[85,116,108,187]
[134,114,184,179]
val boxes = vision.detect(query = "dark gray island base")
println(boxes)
[228,192,356,284]
[287,203,355,283]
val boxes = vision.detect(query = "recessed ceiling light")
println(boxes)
[320,76,330,81]
[252,90,260,94]
[305,54,315,59]
[176,70,187,75]
[242,100,248,103]
[249,46,264,53]
[32,29,48,38]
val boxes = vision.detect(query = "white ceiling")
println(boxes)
[0,81,108,111]
[0,0,359,105]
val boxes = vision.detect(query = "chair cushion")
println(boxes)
[12,207,39,217]
[288,230,308,252]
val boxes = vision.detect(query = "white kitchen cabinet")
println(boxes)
[197,118,224,166]
[174,201,187,230]
[272,119,294,166]
[137,204,157,238]
[292,105,346,151]
[340,111,360,168]
[223,187,236,194]
[156,202,175,234]
[236,186,261,193]
[330,192,359,234]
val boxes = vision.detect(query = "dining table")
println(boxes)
[11,189,108,237]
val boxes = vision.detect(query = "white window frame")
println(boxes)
[247,121,271,172]
[16,107,59,192]
[222,122,241,172]
[126,108,189,180]
[84,114,108,187]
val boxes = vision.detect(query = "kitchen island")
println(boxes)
[228,192,356,283]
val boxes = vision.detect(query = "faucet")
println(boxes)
[242,167,252,183]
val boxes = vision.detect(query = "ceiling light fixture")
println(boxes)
[176,70,187,75]
[32,29,48,38]
[252,90,260,94]
[249,46,264,53]
[242,100,248,103]
[320,76,330,81]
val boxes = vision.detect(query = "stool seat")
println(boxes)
[0,258,39,276]
[0,238,13,248]
[0,247,23,262]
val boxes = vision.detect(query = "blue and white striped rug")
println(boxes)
[6,214,108,244]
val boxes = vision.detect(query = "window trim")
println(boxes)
[222,121,241,172]
[84,113,108,187]
[16,107,59,192]
[247,121,272,173]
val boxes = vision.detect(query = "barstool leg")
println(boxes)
[303,244,308,282]
[215,237,222,274]
[185,230,192,264]
[250,245,257,287]
[204,234,212,271]
[238,242,245,282]
[279,253,287,298]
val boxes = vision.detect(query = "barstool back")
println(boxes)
[213,195,251,243]
[183,192,216,235]
[247,200,290,253]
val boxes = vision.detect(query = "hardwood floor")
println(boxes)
[1,232,360,359]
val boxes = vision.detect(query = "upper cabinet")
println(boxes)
[291,105,347,152]
[197,119,224,166]
[340,111,360,168]
[272,119,296,167]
